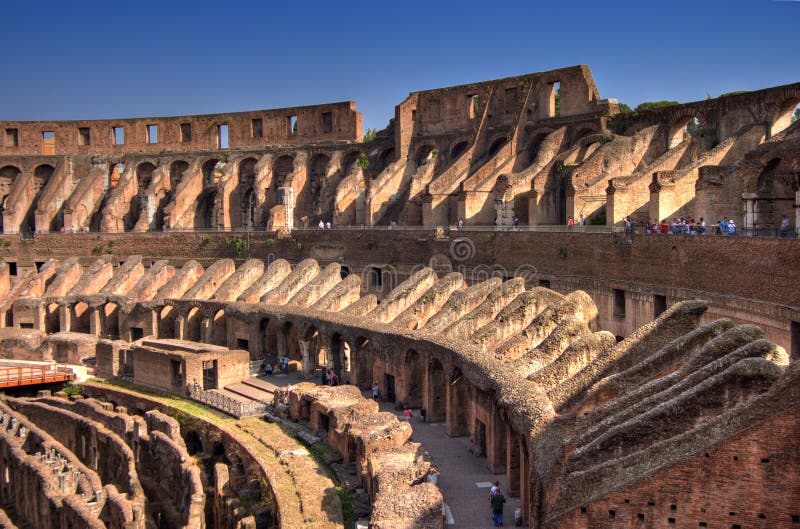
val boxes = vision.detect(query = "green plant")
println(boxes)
[365,241,378,250]
[363,128,377,142]
[602,134,614,143]
[489,232,497,241]
[635,101,680,112]
[219,154,229,163]
[559,247,568,260]
[793,107,800,123]
[616,102,632,113]
[224,235,247,257]
[204,235,212,243]
[356,152,370,170]
[62,384,81,396]
[555,160,565,173]
[92,245,105,255]
[296,242,304,251]
[265,238,275,247]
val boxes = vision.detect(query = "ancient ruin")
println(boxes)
[0,65,797,529]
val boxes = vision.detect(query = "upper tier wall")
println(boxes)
[0,102,362,156]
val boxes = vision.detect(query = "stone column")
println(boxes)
[59,305,72,333]
[527,189,539,226]
[88,307,102,337]
[175,314,186,340]
[299,340,312,376]
[742,193,756,231]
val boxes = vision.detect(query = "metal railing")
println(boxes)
[188,385,268,418]
[0,364,75,388]
[14,224,800,239]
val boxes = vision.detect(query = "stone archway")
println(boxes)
[426,358,446,422]
[403,349,424,408]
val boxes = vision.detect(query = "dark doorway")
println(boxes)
[130,327,144,341]
[202,360,218,390]
[475,419,487,457]
[384,373,396,402]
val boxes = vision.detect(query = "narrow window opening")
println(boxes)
[504,87,518,114]
[699,523,707,528]
[539,279,551,289]
[580,507,587,515]
[42,131,56,154]
[5,128,18,147]
[130,327,144,341]
[670,505,678,512]
[758,514,766,520]
[112,127,125,146]
[287,115,298,136]
[638,514,645,521]
[251,118,263,138]
[321,112,333,133]
[791,514,800,524]
[8,262,17,276]
[613,288,626,318]
[340,265,350,279]
[654,294,667,317]
[790,320,800,361]
[761,458,770,463]
[180,123,192,143]
[648,502,656,507]
[217,124,229,148]
[35,261,44,272]
[729,512,736,516]
[668,519,676,526]
[552,81,561,117]
[371,267,383,288]
[467,94,479,119]
[170,359,182,387]
[236,338,249,351]
[732,524,742,529]
[624,499,631,504]
[146,124,158,144]
[78,127,91,146]
[20,322,33,329]
[608,510,616,520]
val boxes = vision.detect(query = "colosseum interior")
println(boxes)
[0,65,797,529]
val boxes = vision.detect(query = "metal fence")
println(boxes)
[17,224,800,239]
[188,385,268,418]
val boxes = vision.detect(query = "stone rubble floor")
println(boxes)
[252,372,525,527]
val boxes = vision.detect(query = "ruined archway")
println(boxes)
[124,162,156,231]
[236,157,259,229]
[668,114,705,149]
[426,358,446,422]
[22,164,54,233]
[414,145,436,168]
[447,366,469,437]
[342,151,362,176]
[304,153,330,224]
[754,157,796,230]
[210,309,226,346]
[194,189,219,230]
[352,336,372,389]
[771,95,800,136]
[487,137,508,158]
[102,302,120,339]
[403,349,423,408]
[450,141,470,162]
[186,307,202,342]
[202,159,221,187]
[269,155,295,210]
[0,165,21,233]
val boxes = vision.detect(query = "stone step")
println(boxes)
[224,383,272,403]
[241,377,278,394]
[213,388,256,404]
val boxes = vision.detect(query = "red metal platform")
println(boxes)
[0,364,75,389]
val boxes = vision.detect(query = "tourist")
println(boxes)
[780,214,790,237]
[490,487,506,527]
[330,372,339,386]
[567,216,574,228]
[488,480,500,499]
[318,219,324,230]
[579,213,585,226]
[325,221,331,230]
[403,407,412,422]
[699,217,707,235]
[426,467,439,485]
[513,216,519,230]
[263,360,273,376]
[457,219,464,231]
[727,219,736,236]
[372,383,380,400]
[623,216,631,235]
[720,217,729,235]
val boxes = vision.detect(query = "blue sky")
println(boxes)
[1,0,797,131]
